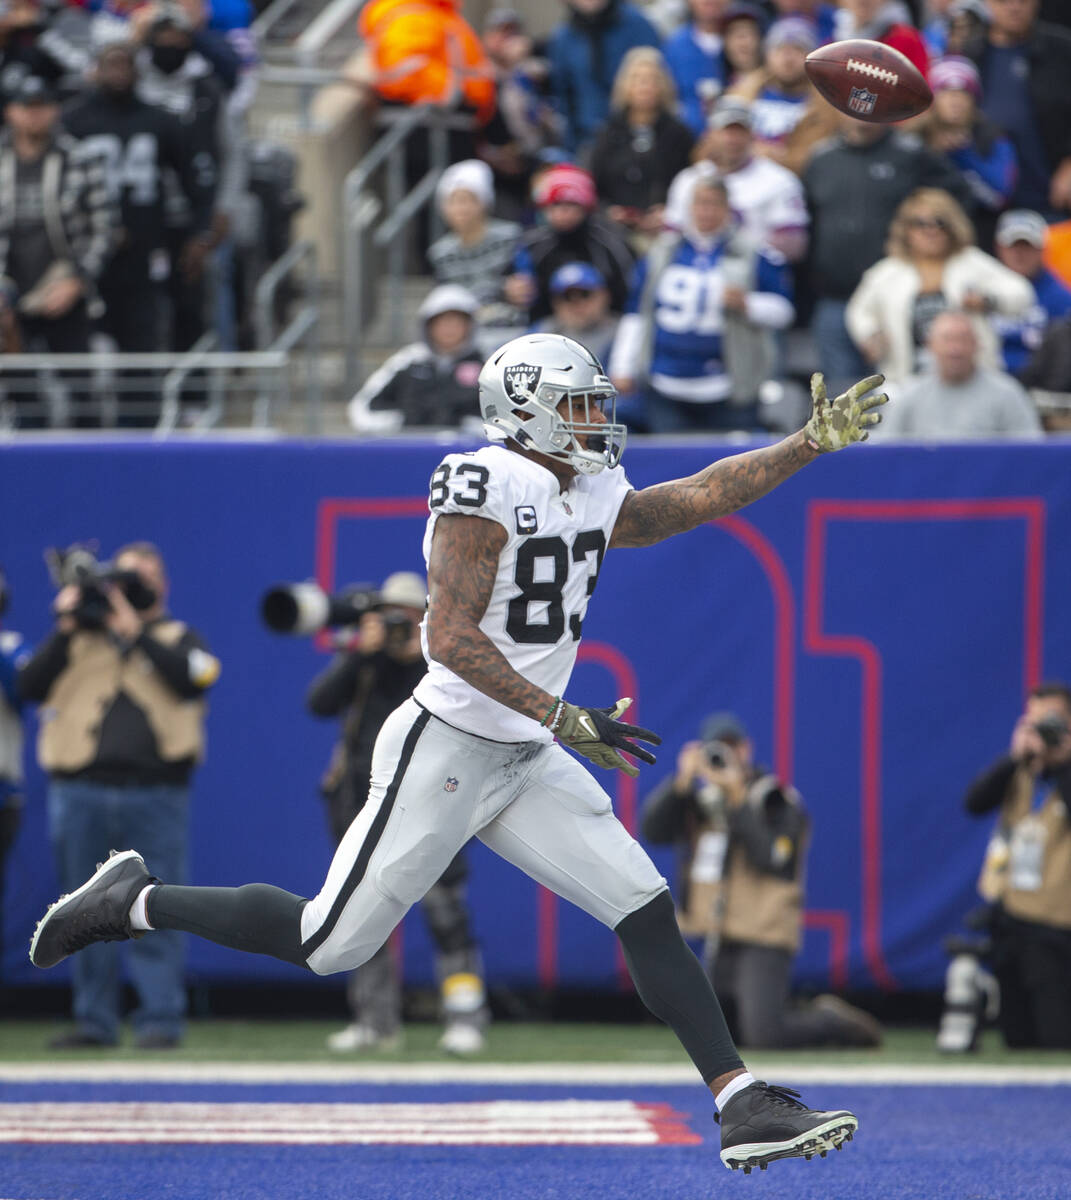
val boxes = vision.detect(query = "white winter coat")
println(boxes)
[844,247,1034,383]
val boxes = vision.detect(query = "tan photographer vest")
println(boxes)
[977,766,1071,930]
[677,774,806,953]
[38,622,206,774]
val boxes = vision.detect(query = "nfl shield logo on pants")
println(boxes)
[444,777,459,792]
[848,86,877,116]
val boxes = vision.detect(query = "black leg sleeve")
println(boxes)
[616,890,745,1085]
[147,884,311,969]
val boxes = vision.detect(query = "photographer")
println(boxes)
[642,712,881,1049]
[17,542,218,1049]
[962,682,1071,1049]
[305,571,488,1056]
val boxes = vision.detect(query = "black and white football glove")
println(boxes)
[553,698,661,777]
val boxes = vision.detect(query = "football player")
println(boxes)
[28,334,886,1174]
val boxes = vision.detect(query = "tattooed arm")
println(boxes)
[426,514,556,721]
[611,373,888,549]
[611,431,818,548]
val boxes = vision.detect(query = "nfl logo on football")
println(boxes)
[848,85,877,116]
[444,777,459,792]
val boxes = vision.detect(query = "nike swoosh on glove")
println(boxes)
[804,372,888,452]
[553,698,661,777]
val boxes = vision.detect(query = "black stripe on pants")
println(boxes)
[301,707,431,958]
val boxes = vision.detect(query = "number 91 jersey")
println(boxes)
[413,445,633,744]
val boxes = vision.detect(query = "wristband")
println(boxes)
[540,696,565,731]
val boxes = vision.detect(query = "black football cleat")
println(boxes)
[30,850,158,970]
[717,1081,858,1173]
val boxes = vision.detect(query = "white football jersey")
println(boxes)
[665,158,809,247]
[413,445,633,743]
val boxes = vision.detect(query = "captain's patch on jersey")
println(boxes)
[0,1100,701,1146]
[503,363,542,401]
[515,505,538,534]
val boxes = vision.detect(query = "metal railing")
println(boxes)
[0,241,322,436]
[341,105,474,391]
[256,63,362,133]
[250,0,369,128]
[294,0,367,69]
[250,0,309,42]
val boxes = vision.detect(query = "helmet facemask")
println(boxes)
[482,364,627,475]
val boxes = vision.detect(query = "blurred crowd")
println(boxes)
[351,0,1071,438]
[0,0,301,428]
[4,0,1071,436]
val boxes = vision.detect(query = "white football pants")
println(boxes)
[300,697,667,975]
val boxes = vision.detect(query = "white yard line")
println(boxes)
[0,1062,1068,1086]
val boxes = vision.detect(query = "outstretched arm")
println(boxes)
[611,374,886,548]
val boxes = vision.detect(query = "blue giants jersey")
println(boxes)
[625,236,793,400]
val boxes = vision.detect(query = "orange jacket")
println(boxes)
[359,0,496,125]
[1044,220,1071,291]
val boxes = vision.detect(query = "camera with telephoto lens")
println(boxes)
[260,582,382,636]
[1035,713,1069,749]
[45,545,158,631]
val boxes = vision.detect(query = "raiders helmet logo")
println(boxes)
[847,86,877,116]
[503,363,542,402]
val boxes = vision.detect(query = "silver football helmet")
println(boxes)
[478,334,626,475]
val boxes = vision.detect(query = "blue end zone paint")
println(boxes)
[1,1083,1068,1200]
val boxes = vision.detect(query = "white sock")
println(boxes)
[715,1071,757,1112]
[129,885,157,932]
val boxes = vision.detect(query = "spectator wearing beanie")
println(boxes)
[920,56,1017,230]
[426,159,524,330]
[546,0,660,155]
[347,284,485,434]
[506,164,635,320]
[590,47,695,242]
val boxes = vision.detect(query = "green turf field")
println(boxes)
[1,1019,1069,1067]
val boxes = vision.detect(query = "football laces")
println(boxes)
[845,58,899,87]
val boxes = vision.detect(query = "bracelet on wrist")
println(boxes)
[540,696,565,731]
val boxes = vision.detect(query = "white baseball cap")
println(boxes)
[995,210,1047,249]
[379,571,427,609]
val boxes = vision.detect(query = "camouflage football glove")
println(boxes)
[553,697,661,778]
[803,372,888,452]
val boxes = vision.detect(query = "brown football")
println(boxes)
[805,39,932,124]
